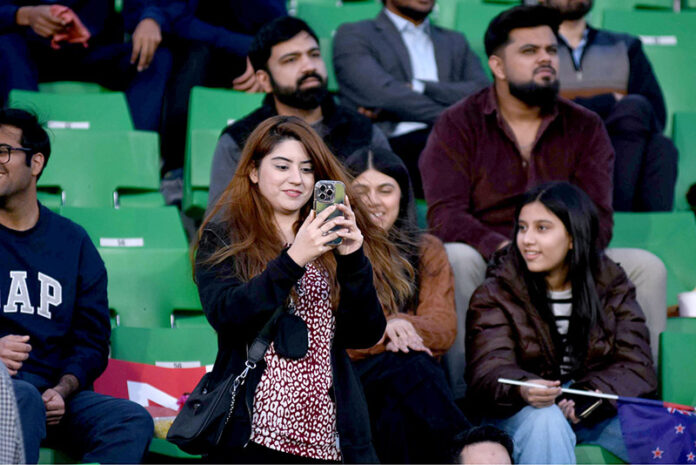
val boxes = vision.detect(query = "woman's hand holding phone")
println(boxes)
[288,205,342,267]
[333,196,363,256]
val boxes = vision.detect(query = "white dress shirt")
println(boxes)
[384,8,439,137]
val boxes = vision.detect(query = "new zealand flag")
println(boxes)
[619,398,696,464]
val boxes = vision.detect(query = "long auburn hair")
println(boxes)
[345,147,419,314]
[195,115,412,313]
[511,182,603,371]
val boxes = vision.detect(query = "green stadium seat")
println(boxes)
[659,330,696,404]
[110,326,218,459]
[665,317,696,333]
[38,447,76,464]
[431,0,459,28]
[321,36,339,92]
[183,87,264,218]
[60,207,201,328]
[575,444,625,464]
[39,130,163,209]
[609,212,696,306]
[8,89,134,130]
[455,2,509,61]
[295,1,381,38]
[416,198,428,230]
[672,112,696,211]
[38,81,108,94]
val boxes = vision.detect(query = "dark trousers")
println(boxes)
[353,351,471,464]
[160,39,247,174]
[606,95,678,212]
[13,375,154,464]
[0,32,172,132]
[388,127,431,199]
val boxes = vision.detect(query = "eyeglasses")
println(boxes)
[0,144,32,164]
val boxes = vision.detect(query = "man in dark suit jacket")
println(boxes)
[333,0,489,196]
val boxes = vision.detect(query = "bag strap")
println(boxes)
[247,304,285,364]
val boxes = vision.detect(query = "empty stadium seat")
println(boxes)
[659,329,696,405]
[294,1,381,38]
[60,207,202,328]
[8,89,134,130]
[609,212,696,306]
[672,112,696,211]
[109,326,218,459]
[39,130,163,208]
[183,87,264,218]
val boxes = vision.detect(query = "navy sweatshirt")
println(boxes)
[0,205,109,390]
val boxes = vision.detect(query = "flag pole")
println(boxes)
[498,378,696,411]
[498,378,619,400]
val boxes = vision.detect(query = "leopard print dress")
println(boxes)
[249,263,341,461]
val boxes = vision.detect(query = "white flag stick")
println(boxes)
[498,378,619,401]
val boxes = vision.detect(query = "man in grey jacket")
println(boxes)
[333,0,490,196]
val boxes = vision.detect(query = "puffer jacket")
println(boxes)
[465,248,657,419]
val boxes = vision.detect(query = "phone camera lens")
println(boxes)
[319,185,326,191]
[326,189,333,196]
[319,193,326,200]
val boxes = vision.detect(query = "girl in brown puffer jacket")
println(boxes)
[466,182,657,464]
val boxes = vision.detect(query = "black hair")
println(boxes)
[248,16,320,73]
[511,182,602,373]
[0,108,50,177]
[451,425,515,464]
[344,147,422,309]
[484,5,562,57]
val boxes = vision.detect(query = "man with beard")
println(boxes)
[541,0,677,212]
[206,16,389,211]
[419,5,666,401]
[333,0,490,197]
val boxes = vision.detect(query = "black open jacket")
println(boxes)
[194,224,385,462]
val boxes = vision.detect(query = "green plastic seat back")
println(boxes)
[416,198,428,230]
[110,326,217,365]
[454,2,509,62]
[8,89,134,130]
[672,112,696,211]
[609,212,696,306]
[575,444,625,464]
[38,81,109,94]
[183,87,264,217]
[61,207,202,328]
[295,1,381,38]
[659,330,696,405]
[39,130,162,208]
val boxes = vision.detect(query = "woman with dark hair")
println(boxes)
[194,116,403,463]
[466,182,657,464]
[345,147,472,463]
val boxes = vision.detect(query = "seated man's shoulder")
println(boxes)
[335,17,379,37]
[437,87,491,125]
[593,27,640,49]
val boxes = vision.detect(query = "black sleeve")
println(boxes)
[626,37,667,130]
[332,247,386,349]
[573,94,617,120]
[195,227,306,335]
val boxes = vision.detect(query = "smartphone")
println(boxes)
[313,180,345,246]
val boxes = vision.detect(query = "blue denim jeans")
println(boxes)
[12,376,154,464]
[489,404,629,464]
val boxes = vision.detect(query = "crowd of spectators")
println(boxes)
[0,0,682,463]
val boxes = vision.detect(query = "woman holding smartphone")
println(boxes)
[345,148,474,464]
[466,182,657,464]
[194,116,406,463]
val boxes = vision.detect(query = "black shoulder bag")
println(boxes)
[166,305,285,455]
